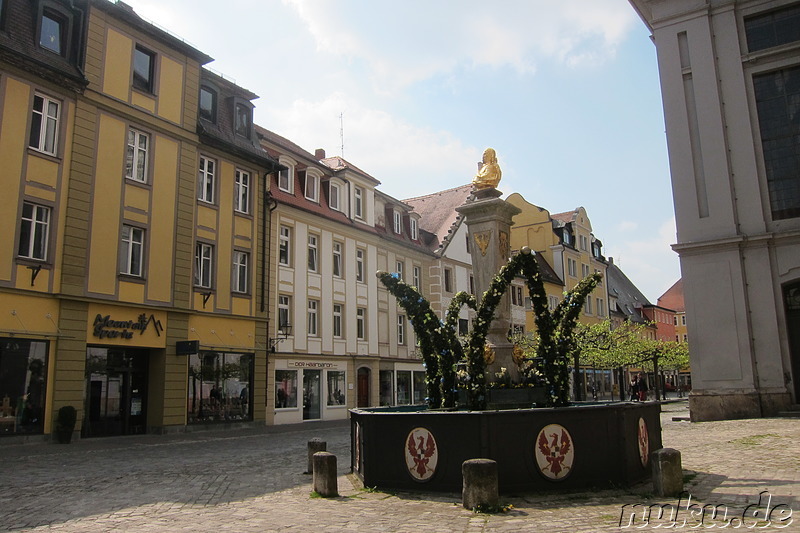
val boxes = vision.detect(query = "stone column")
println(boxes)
[456,189,522,383]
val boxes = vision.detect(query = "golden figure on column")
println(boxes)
[472,148,502,190]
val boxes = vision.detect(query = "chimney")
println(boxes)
[315,148,326,160]
[607,257,614,265]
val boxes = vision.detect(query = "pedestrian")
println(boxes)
[630,375,639,401]
[637,373,648,401]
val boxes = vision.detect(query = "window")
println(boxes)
[549,295,559,311]
[333,304,343,338]
[397,370,411,405]
[413,266,421,288]
[582,263,590,278]
[597,298,605,317]
[393,210,402,234]
[466,234,471,254]
[356,249,365,282]
[29,93,60,155]
[194,242,213,288]
[187,352,253,423]
[397,315,406,345]
[233,251,249,293]
[234,169,250,213]
[199,87,217,122]
[278,165,293,193]
[568,258,577,277]
[279,225,291,266]
[307,300,319,336]
[410,218,418,240]
[329,183,340,210]
[511,286,523,306]
[745,5,800,53]
[121,225,144,276]
[18,202,50,260]
[305,173,319,202]
[584,296,593,315]
[198,156,215,204]
[126,128,149,183]
[396,260,403,280]
[40,10,64,55]
[444,267,453,293]
[275,369,298,408]
[753,65,800,220]
[579,235,588,251]
[278,295,291,330]
[354,187,363,219]
[332,241,343,278]
[234,103,251,138]
[458,318,469,336]
[379,370,394,406]
[133,45,155,93]
[356,308,366,340]
[327,371,346,406]
[563,230,572,246]
[682,315,686,326]
[0,339,48,436]
[307,234,318,272]
[469,275,475,295]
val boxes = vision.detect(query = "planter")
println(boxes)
[54,405,77,444]
[351,401,661,493]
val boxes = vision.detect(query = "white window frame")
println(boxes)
[233,250,249,293]
[354,187,363,219]
[278,164,294,193]
[18,202,50,261]
[393,210,402,234]
[198,156,215,204]
[305,172,319,202]
[278,295,291,330]
[332,241,343,278]
[279,225,291,266]
[329,183,340,211]
[356,248,365,282]
[584,296,593,315]
[413,266,421,288]
[356,307,366,340]
[121,224,144,276]
[126,128,149,183]
[396,260,403,280]
[194,242,214,289]
[333,304,343,338]
[397,315,406,345]
[308,299,319,337]
[410,217,418,240]
[29,93,60,156]
[307,234,319,273]
[234,169,250,214]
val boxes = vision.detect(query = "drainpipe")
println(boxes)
[262,180,278,314]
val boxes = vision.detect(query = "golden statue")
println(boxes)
[472,148,502,190]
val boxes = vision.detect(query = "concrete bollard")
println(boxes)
[651,447,683,497]
[312,451,338,497]
[462,458,499,510]
[306,438,326,474]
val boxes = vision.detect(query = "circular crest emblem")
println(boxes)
[404,427,438,482]
[535,424,575,481]
[637,417,650,468]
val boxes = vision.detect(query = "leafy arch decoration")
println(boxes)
[379,247,601,410]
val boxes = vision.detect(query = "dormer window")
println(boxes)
[199,87,217,123]
[410,218,418,240]
[234,103,252,138]
[40,10,65,55]
[329,182,340,211]
[278,160,294,193]
[354,187,363,219]
[133,45,155,93]
[563,229,572,246]
[305,172,319,202]
[393,210,402,234]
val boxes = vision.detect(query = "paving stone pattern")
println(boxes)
[0,402,797,532]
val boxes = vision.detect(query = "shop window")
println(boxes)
[233,251,249,293]
[327,371,346,406]
[18,202,50,261]
[396,370,411,405]
[126,128,149,183]
[120,224,144,277]
[194,242,213,289]
[379,370,393,406]
[198,156,215,204]
[187,352,253,423]
[412,371,425,404]
[275,369,298,408]
[279,225,291,266]
[133,45,155,93]
[29,93,60,156]
[0,339,48,436]
[199,86,217,123]
[234,169,250,214]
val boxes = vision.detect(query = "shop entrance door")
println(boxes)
[357,367,370,407]
[303,370,321,420]
[84,347,148,438]
[785,283,800,401]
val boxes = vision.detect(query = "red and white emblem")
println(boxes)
[638,417,650,467]
[405,427,438,482]
[535,424,575,481]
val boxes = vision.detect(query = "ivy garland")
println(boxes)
[379,247,601,411]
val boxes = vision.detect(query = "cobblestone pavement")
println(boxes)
[0,401,797,532]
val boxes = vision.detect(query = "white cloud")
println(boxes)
[617,221,639,232]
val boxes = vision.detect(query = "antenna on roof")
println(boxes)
[339,112,344,158]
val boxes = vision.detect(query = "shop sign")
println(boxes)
[92,313,164,340]
[288,360,340,370]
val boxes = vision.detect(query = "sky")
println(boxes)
[119,0,680,303]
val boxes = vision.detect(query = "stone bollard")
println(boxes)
[462,458,499,510]
[312,451,338,498]
[306,438,326,474]
[651,448,683,497]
